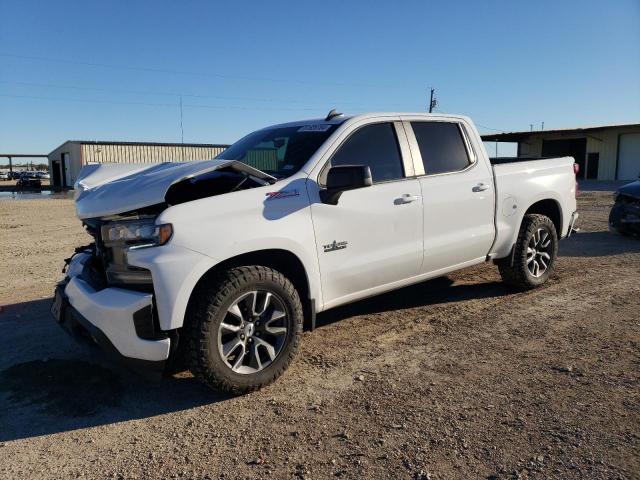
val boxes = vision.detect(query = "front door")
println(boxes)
[407,120,496,274]
[309,122,423,307]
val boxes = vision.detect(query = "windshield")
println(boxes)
[217,124,337,178]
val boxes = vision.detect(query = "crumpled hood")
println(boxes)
[618,179,640,199]
[74,159,275,219]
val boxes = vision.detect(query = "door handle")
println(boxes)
[394,194,421,205]
[472,183,489,192]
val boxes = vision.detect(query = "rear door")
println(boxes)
[405,119,495,274]
[309,121,423,306]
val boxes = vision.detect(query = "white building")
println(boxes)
[482,123,640,181]
[48,140,228,188]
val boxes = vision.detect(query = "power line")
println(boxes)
[0,52,393,89]
[0,79,392,108]
[0,93,314,111]
[475,123,506,132]
[0,93,176,108]
[0,92,425,113]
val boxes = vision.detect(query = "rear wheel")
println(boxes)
[186,266,303,394]
[498,214,558,290]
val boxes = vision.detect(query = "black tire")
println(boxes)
[608,203,630,236]
[497,213,558,290]
[185,266,303,394]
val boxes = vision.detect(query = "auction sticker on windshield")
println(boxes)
[298,124,332,132]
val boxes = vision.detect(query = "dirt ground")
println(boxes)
[0,191,638,479]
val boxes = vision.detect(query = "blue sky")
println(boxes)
[1,0,639,161]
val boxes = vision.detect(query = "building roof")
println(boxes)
[49,140,230,156]
[66,140,229,148]
[481,122,640,142]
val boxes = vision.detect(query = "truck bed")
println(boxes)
[489,155,577,259]
[489,156,565,165]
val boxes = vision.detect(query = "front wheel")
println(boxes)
[497,213,558,290]
[186,266,303,394]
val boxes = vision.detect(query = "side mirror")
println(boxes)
[321,165,372,205]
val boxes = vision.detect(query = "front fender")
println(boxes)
[127,244,219,330]
[148,179,322,325]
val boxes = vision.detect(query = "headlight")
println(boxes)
[102,219,173,249]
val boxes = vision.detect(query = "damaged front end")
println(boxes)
[73,159,276,298]
[609,180,640,236]
[81,209,167,292]
[74,159,275,220]
[53,160,277,375]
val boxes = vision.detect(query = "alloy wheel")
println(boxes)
[526,228,553,277]
[217,290,288,374]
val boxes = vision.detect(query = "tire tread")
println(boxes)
[498,213,557,290]
[185,266,303,395]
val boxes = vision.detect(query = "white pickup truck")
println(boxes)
[52,112,579,393]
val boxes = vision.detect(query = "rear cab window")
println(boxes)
[411,122,472,175]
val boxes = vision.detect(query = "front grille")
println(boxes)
[105,263,153,290]
[82,222,153,292]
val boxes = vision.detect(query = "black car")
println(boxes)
[16,173,42,189]
[609,175,640,236]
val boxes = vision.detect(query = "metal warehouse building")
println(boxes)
[482,123,640,181]
[48,140,229,188]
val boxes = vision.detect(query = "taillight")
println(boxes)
[574,163,580,196]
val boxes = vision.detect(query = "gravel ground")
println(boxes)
[0,191,638,479]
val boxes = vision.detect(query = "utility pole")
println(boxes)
[179,96,184,144]
[179,96,185,161]
[541,121,544,131]
[530,124,533,132]
[428,88,437,113]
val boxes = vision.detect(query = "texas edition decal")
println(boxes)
[323,240,348,253]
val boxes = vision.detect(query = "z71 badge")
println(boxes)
[265,189,300,200]
[323,240,348,253]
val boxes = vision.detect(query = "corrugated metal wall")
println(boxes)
[244,149,279,172]
[81,144,227,164]
[518,126,640,180]
[48,141,83,188]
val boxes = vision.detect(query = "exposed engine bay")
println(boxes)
[77,165,273,293]
[164,167,269,205]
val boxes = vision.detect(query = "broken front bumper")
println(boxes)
[52,252,170,374]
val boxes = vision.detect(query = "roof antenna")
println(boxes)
[325,108,343,121]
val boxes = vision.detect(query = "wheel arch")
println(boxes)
[187,249,316,331]
[524,198,563,235]
[493,197,564,265]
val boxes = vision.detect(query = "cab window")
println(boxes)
[411,122,471,175]
[329,123,404,183]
